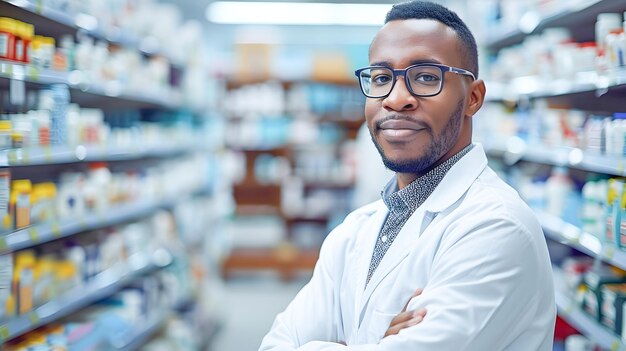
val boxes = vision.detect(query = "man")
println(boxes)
[260,1,556,350]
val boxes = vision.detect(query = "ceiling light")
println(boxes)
[206,2,391,26]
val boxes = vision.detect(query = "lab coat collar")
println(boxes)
[420,143,488,213]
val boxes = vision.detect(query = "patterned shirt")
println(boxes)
[366,144,474,285]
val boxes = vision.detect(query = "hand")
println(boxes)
[383,288,427,338]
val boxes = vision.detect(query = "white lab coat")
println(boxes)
[260,144,556,351]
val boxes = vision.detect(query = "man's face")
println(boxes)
[365,19,473,176]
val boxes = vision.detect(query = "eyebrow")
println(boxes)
[369,59,443,68]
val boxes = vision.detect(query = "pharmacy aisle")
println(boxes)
[0,0,227,350]
[209,276,306,351]
[475,0,626,350]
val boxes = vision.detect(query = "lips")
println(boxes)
[377,118,426,142]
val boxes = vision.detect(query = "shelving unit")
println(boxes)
[0,0,179,62]
[0,142,204,167]
[553,268,626,351]
[536,210,626,272]
[0,1,218,349]
[0,60,181,110]
[0,186,206,255]
[481,0,626,348]
[485,0,626,52]
[483,138,626,177]
[486,69,626,105]
[0,253,166,343]
[221,79,362,280]
[111,295,194,351]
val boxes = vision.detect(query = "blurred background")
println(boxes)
[0,0,625,350]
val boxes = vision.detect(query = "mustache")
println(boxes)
[374,115,430,130]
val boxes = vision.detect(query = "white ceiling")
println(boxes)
[159,0,464,48]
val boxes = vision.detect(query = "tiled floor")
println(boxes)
[208,274,308,351]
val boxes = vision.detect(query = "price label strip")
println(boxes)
[605,246,616,261]
[28,227,39,242]
[28,312,40,325]
[22,149,30,165]
[611,340,620,351]
[51,222,62,238]
[0,237,7,252]
[43,147,54,163]
[7,150,17,165]
[0,324,9,342]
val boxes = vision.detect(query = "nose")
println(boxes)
[382,75,418,111]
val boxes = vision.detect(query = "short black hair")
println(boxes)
[385,1,479,77]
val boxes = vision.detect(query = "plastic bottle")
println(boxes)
[613,113,626,156]
[84,162,111,212]
[619,186,626,248]
[13,21,33,64]
[606,29,625,69]
[65,242,85,287]
[0,118,11,150]
[33,254,54,305]
[0,253,12,321]
[50,84,69,146]
[10,179,32,229]
[582,179,607,237]
[596,13,622,55]
[30,182,56,223]
[545,166,574,217]
[564,334,592,351]
[0,17,16,61]
[13,250,35,314]
[56,172,85,219]
[606,179,623,246]
[13,21,24,63]
[0,169,10,231]
[59,35,75,71]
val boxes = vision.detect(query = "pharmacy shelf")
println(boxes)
[553,267,626,350]
[0,142,201,167]
[0,0,180,64]
[537,209,626,272]
[0,61,181,109]
[0,253,167,344]
[111,296,194,351]
[113,316,166,351]
[485,0,626,52]
[486,69,626,103]
[0,188,207,255]
[482,138,626,177]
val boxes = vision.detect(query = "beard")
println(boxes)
[371,99,464,174]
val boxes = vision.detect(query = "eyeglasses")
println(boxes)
[354,63,476,98]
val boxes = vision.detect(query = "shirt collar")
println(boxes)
[381,144,474,214]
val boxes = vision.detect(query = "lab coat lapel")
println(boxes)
[353,201,388,323]
[359,207,425,315]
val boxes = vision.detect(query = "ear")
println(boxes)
[465,79,486,117]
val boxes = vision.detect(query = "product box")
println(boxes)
[582,267,626,321]
[600,283,626,335]
[0,253,12,321]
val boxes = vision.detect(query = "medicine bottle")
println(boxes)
[10,179,32,229]
[31,182,56,223]
[0,169,10,231]
[545,166,574,217]
[0,17,16,60]
[596,13,622,53]
[564,334,592,351]
[13,250,35,314]
[16,21,33,63]
[0,118,11,150]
